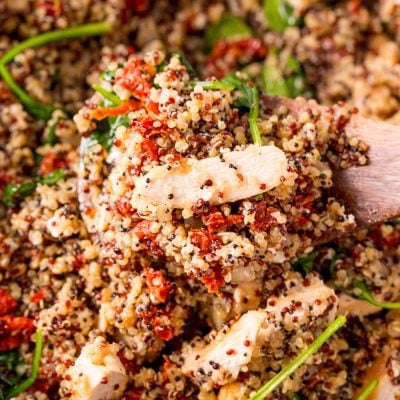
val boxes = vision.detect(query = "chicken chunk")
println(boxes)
[132,145,288,216]
[182,276,337,387]
[62,337,128,400]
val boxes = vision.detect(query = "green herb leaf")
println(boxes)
[293,254,314,275]
[0,22,111,121]
[101,69,117,83]
[221,73,262,145]
[249,315,347,400]
[190,81,235,91]
[40,169,66,185]
[3,181,38,208]
[262,55,310,98]
[5,329,43,400]
[263,0,300,32]
[92,84,122,106]
[262,65,290,97]
[353,281,400,310]
[172,53,197,79]
[90,114,130,151]
[0,352,21,374]
[357,379,378,400]
[3,170,66,207]
[205,14,252,52]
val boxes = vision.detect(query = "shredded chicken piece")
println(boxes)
[182,276,337,387]
[132,145,288,215]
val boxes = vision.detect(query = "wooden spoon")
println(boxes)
[261,95,400,235]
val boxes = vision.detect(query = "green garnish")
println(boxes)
[5,330,43,400]
[92,84,122,106]
[262,55,310,98]
[293,254,314,275]
[249,315,347,400]
[357,379,378,400]
[262,65,290,97]
[0,64,55,120]
[90,114,130,151]
[190,73,262,145]
[0,22,111,120]
[43,115,68,146]
[204,14,252,52]
[190,81,235,91]
[3,170,66,207]
[221,73,262,145]
[263,0,300,32]
[172,53,197,79]
[285,56,310,98]
[352,281,400,309]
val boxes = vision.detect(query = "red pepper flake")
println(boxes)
[39,153,68,176]
[0,289,17,316]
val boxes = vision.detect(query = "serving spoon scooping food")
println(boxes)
[261,95,400,238]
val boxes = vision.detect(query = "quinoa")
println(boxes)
[0,1,400,399]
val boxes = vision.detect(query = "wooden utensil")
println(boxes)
[261,95,400,233]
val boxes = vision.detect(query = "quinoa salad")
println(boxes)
[1,1,400,399]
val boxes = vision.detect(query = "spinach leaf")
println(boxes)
[205,14,252,52]
[263,0,300,32]
[221,73,262,145]
[3,170,66,207]
[0,23,111,121]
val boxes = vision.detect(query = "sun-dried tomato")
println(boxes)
[251,202,278,231]
[202,211,243,232]
[140,139,159,163]
[0,315,35,350]
[91,101,141,121]
[133,221,164,258]
[133,220,157,240]
[206,37,267,78]
[198,263,225,293]
[153,321,174,341]
[30,289,44,304]
[136,304,175,341]
[0,289,17,316]
[189,228,221,254]
[39,153,68,176]
[116,195,134,216]
[73,253,86,270]
[125,0,149,15]
[144,268,170,303]
[370,228,400,250]
[118,58,153,99]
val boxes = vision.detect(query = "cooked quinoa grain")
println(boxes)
[1,1,400,399]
